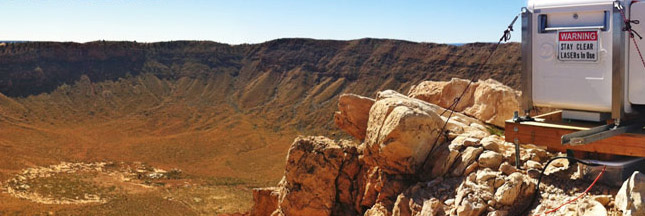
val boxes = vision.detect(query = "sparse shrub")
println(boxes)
[166,168,183,179]
[486,126,504,136]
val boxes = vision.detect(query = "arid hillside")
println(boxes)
[0,39,520,215]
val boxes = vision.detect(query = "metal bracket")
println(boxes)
[513,111,535,123]
[562,121,645,146]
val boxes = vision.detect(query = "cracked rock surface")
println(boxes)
[251,79,636,216]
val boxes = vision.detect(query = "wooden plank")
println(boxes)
[516,121,591,131]
[505,120,645,157]
[534,110,562,121]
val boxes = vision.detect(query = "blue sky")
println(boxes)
[1,1,525,44]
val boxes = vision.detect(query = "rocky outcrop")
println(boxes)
[464,79,521,127]
[253,86,545,215]
[250,136,360,216]
[616,171,645,216]
[363,91,445,174]
[407,78,477,112]
[355,165,409,214]
[334,94,375,141]
[408,78,521,127]
[363,90,490,175]
[253,79,622,216]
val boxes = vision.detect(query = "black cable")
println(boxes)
[424,42,502,170]
[438,13,519,117]
[418,14,520,175]
[519,156,614,216]
[412,11,518,181]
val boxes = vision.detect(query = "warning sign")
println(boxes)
[558,31,599,61]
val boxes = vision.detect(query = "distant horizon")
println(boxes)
[0,38,506,46]
[2,1,524,44]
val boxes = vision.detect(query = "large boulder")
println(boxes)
[364,91,446,174]
[408,78,520,127]
[376,90,482,127]
[334,94,375,141]
[408,78,477,112]
[616,171,645,216]
[275,136,359,216]
[362,90,491,177]
[463,79,520,127]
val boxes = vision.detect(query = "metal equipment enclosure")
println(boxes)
[522,0,645,121]
[509,0,645,157]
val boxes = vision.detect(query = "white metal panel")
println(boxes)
[562,109,610,121]
[628,2,645,104]
[529,0,625,10]
[547,11,605,28]
[531,4,614,112]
